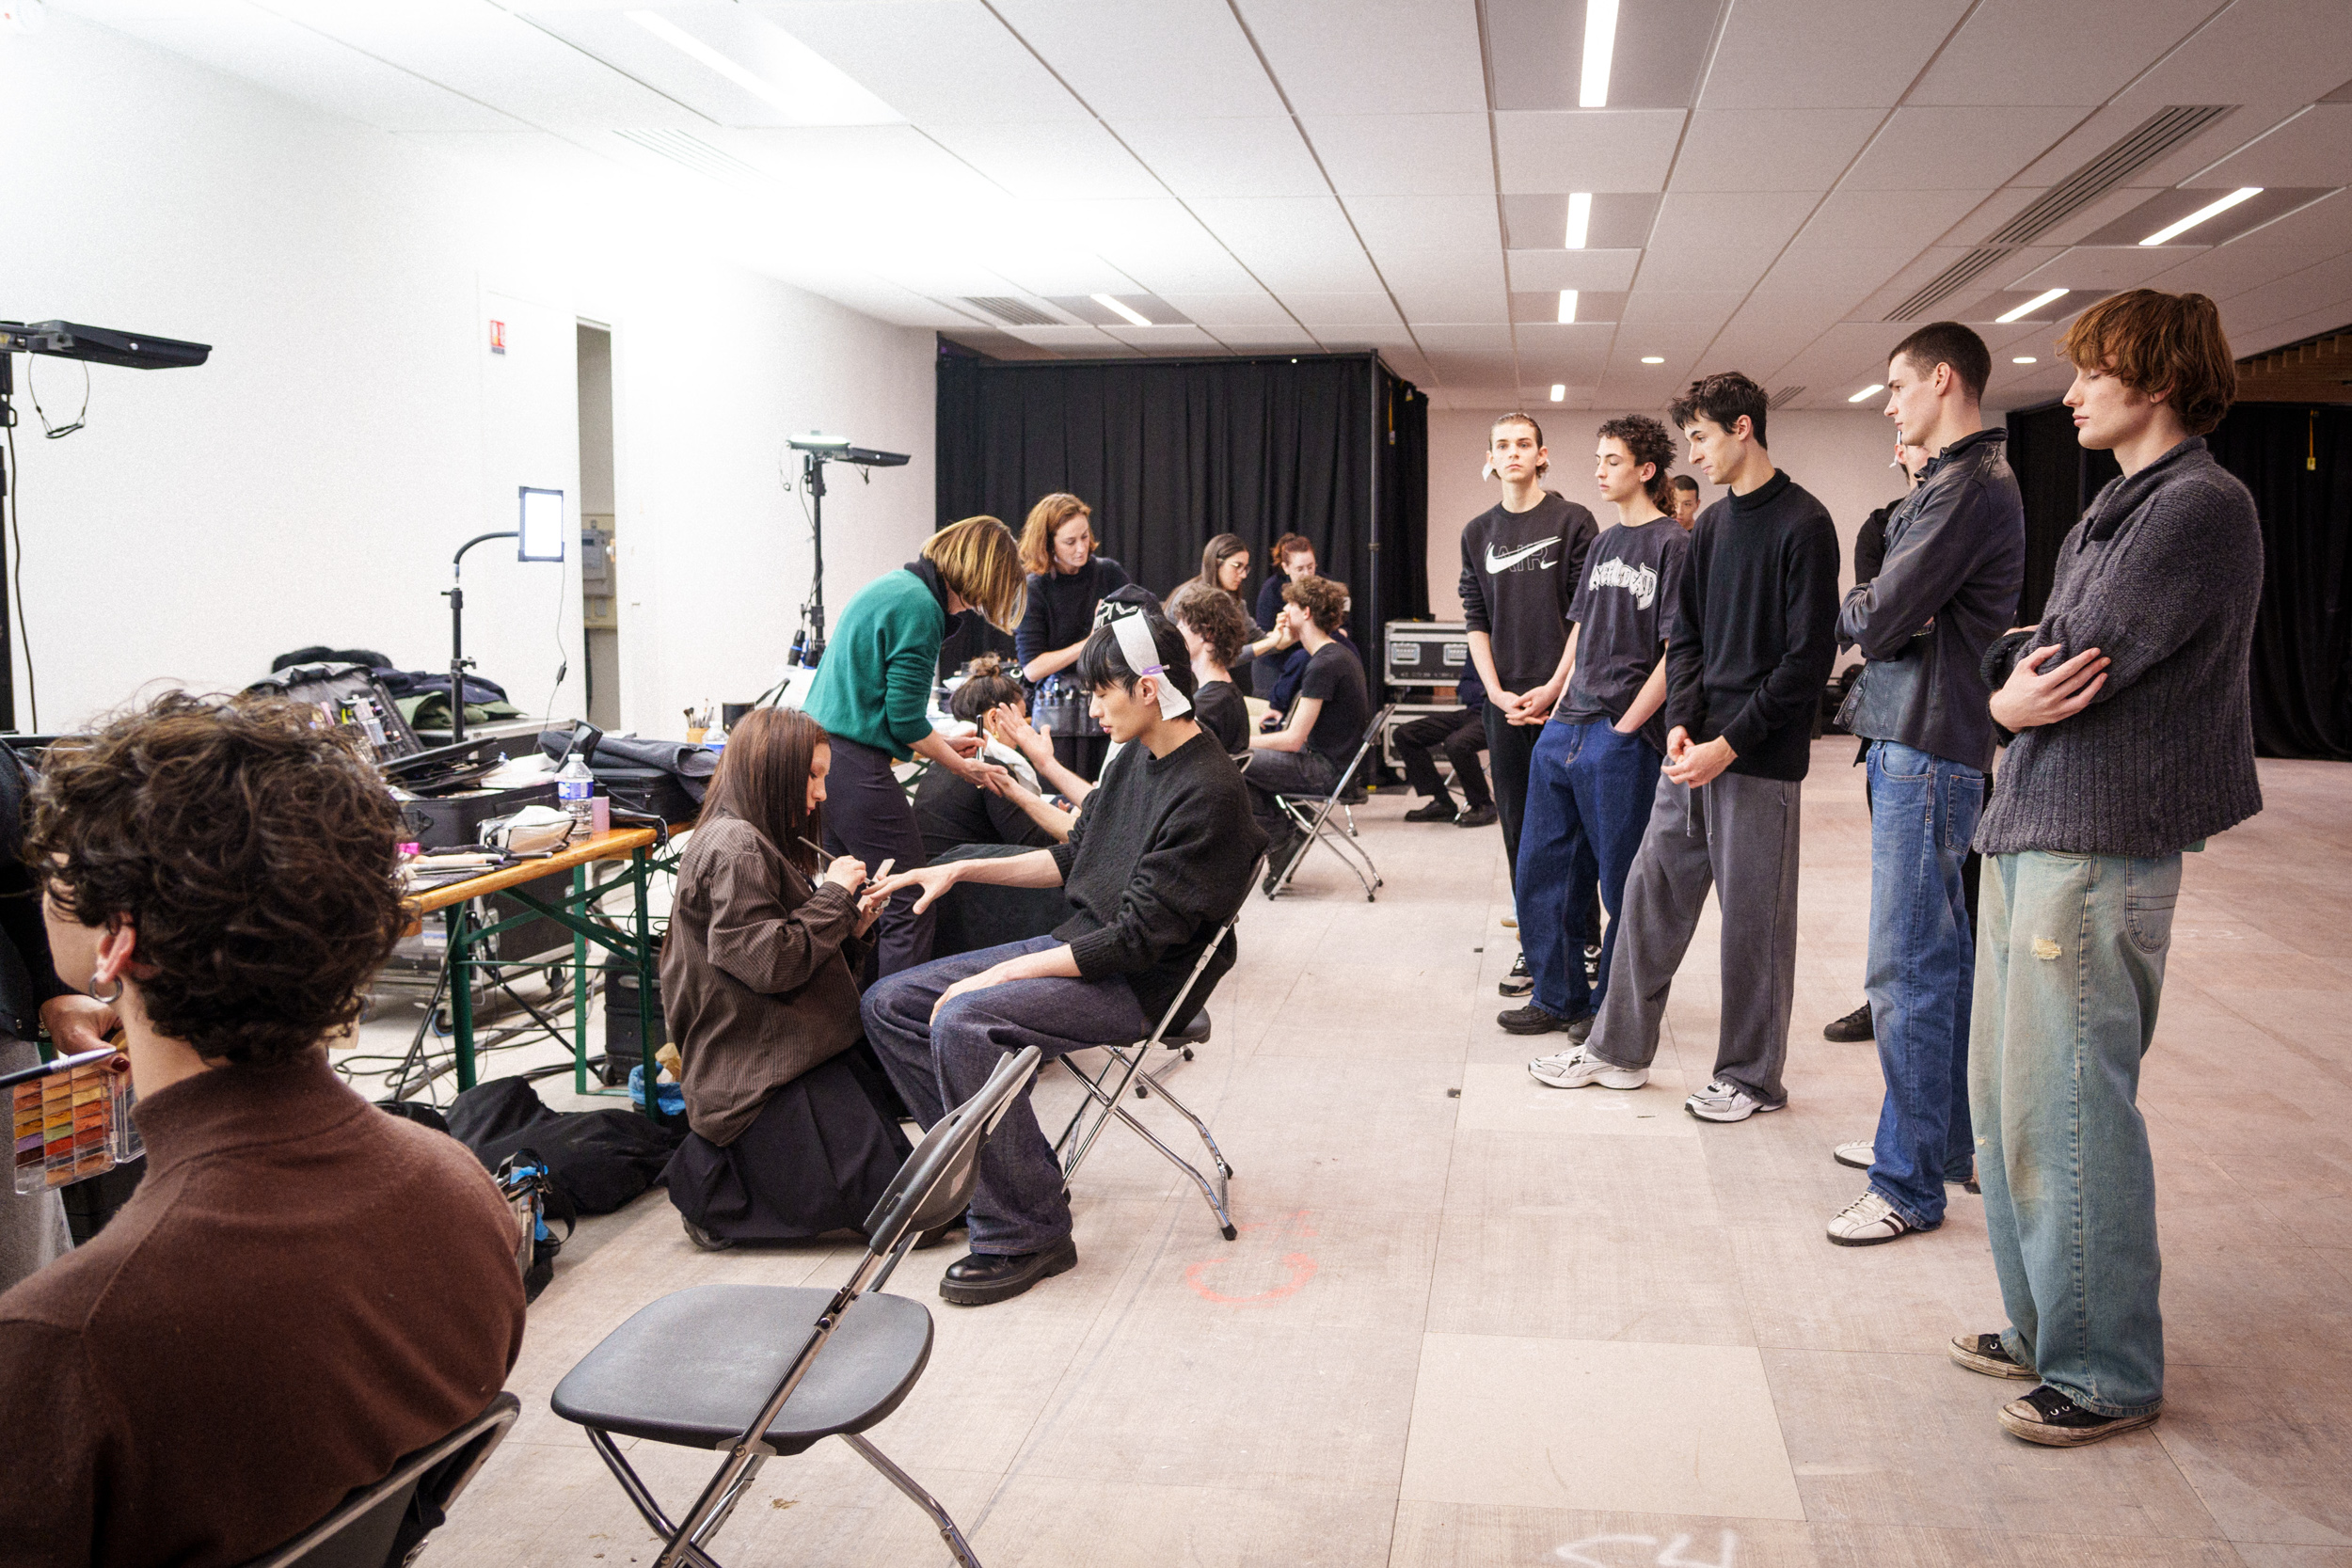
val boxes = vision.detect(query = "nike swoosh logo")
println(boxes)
[1486,537,1560,573]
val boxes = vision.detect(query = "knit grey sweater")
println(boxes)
[1975,437,2263,858]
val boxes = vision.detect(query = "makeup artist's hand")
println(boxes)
[40,993,120,1055]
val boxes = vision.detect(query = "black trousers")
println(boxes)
[1483,704,1542,895]
[1052,733,1110,783]
[823,737,934,976]
[1394,707,1491,811]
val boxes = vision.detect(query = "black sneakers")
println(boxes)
[1498,953,1532,997]
[1822,1003,1874,1042]
[1404,799,1459,822]
[1496,1004,1592,1037]
[1948,1332,2037,1380]
[1997,1384,2161,1447]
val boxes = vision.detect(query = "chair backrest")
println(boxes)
[1138,854,1264,1047]
[1329,702,1398,802]
[236,1392,521,1568]
[860,1045,1043,1263]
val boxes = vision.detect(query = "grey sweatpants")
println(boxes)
[1586,768,1804,1106]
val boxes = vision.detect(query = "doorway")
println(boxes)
[576,322,620,730]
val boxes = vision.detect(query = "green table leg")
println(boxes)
[630,847,666,1127]
[571,863,592,1096]
[448,903,477,1092]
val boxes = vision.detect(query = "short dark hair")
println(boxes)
[1168,583,1252,669]
[1669,372,1769,448]
[1490,412,1550,476]
[1890,321,1992,403]
[705,705,831,877]
[1074,612,1198,702]
[1671,474,1701,495]
[1597,414,1678,509]
[26,692,406,1069]
[1283,575,1349,633]
[946,654,1025,723]
[2060,289,2236,436]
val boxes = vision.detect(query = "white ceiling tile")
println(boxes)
[1505,250,1643,292]
[1415,325,1517,356]
[99,11,523,131]
[1514,322,1614,377]
[1706,319,1832,380]
[751,0,1088,123]
[1841,107,2087,193]
[402,128,624,188]
[1024,198,1261,293]
[1187,197,1386,293]
[1634,192,1810,293]
[1494,111,1687,194]
[1113,118,1327,199]
[1154,292,1300,328]
[1667,110,1884,193]
[713,124,998,198]
[1749,246,1918,322]
[1100,323,1224,353]
[2231,295,2352,356]
[1697,0,1974,109]
[2139,244,2313,301]
[2013,246,2208,291]
[1302,114,1494,197]
[1232,0,1487,115]
[1282,293,1406,328]
[520,4,902,129]
[1793,186,1992,253]
[1393,287,1508,326]
[2118,0,2352,110]
[2193,103,2352,188]
[921,119,1160,198]
[2205,188,2352,258]
[1615,291,1747,332]
[1906,0,2217,108]
[1344,195,1503,255]
[985,0,1284,119]
[1485,0,1720,112]
[2214,250,2352,336]
[1003,324,1127,349]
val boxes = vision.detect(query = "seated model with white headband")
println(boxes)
[861,608,1268,1307]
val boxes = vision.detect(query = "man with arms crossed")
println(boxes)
[1511,416,1688,1047]
[1821,323,2024,1245]
[1460,414,1597,998]
[1534,373,1839,1121]
[1953,291,2260,1445]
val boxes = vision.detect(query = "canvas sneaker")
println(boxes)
[1998,1385,2161,1447]
[1527,1045,1646,1090]
[1949,1333,2038,1381]
[1684,1079,1781,1123]
[1833,1141,1874,1170]
[1825,1190,1915,1246]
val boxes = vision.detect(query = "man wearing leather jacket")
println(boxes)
[1824,323,2024,1248]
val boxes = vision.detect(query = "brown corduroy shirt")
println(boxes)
[0,1048,526,1568]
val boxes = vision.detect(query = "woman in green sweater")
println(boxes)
[803,515,1025,975]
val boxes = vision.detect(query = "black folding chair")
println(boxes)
[235,1393,519,1568]
[1265,703,1396,901]
[1051,863,1261,1242]
[550,1046,1045,1568]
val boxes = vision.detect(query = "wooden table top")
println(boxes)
[403,827,660,916]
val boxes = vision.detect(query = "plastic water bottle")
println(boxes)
[556,754,596,837]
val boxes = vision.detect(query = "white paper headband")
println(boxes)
[1107,610,1191,720]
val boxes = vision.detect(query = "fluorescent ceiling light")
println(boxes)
[1092,293,1152,327]
[2139,186,2262,246]
[1549,384,1566,403]
[1580,0,1618,107]
[628,10,794,111]
[1557,290,1579,324]
[624,9,898,124]
[1564,192,1592,249]
[1995,287,2071,324]
[1640,356,1664,364]
[1847,383,1884,404]
[2012,356,2037,364]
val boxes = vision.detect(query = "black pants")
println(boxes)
[664,1045,911,1243]
[1483,704,1542,896]
[823,737,934,976]
[1394,707,1491,812]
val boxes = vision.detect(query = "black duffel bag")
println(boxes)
[538,725,711,824]
[443,1075,683,1216]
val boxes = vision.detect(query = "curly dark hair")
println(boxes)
[1168,581,1253,669]
[25,691,406,1067]
[1597,414,1679,511]
[1282,575,1349,633]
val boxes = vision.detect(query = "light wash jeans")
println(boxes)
[1863,740,1983,1228]
[1972,848,2180,1417]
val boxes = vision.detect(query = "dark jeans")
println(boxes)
[1517,720,1661,1021]
[1239,748,1337,847]
[1394,707,1490,812]
[862,936,1150,1256]
[1483,704,1541,896]
[822,736,933,976]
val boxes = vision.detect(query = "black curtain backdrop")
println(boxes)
[935,351,1429,701]
[2007,400,2352,760]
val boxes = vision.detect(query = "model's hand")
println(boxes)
[821,855,867,895]
[868,863,961,914]
[1664,725,1692,763]
[40,993,119,1055]
[950,754,1010,790]
[930,963,1010,1021]
[988,703,1054,763]
[1271,620,1297,650]
[1990,643,2107,732]
[853,879,890,937]
[1664,735,1736,787]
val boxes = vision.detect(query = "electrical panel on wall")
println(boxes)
[582,515,617,629]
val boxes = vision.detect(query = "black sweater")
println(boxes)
[1049,729,1266,1027]
[1016,557,1130,670]
[1458,492,1597,691]
[1665,470,1842,781]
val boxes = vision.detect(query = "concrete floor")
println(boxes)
[393,740,2352,1567]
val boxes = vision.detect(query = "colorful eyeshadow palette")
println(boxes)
[7,1047,141,1193]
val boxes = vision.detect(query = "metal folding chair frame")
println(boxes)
[1051,863,1262,1242]
[1265,703,1397,901]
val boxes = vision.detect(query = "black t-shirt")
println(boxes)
[1298,641,1370,768]
[1192,679,1249,754]
[1559,517,1689,755]
[912,766,1056,862]
[1456,491,1598,691]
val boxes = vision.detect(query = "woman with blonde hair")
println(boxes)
[803,515,1025,974]
[1014,493,1129,780]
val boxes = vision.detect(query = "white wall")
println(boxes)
[1424,407,1904,639]
[4,14,936,736]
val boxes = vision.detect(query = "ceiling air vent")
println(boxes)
[1768,385,1804,409]
[613,128,772,187]
[1883,105,2235,323]
[962,297,1060,327]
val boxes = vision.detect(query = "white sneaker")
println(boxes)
[1684,1079,1781,1122]
[1527,1046,1647,1090]
[1833,1141,1874,1171]
[1826,1190,1915,1246]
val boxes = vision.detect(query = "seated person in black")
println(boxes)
[1168,580,1253,753]
[862,610,1265,1307]
[914,656,1059,861]
[1240,576,1371,885]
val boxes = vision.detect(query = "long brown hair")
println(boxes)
[1018,493,1094,576]
[703,707,830,876]
[1195,532,1249,600]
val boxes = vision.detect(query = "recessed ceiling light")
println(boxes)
[1847,383,1884,404]
[1556,290,1579,324]
[2139,186,2262,246]
[1640,356,1664,364]
[1564,192,1592,250]
[2012,356,2037,364]
[1579,0,1618,107]
[1549,384,1566,403]
[1995,287,2071,324]
[1091,293,1152,327]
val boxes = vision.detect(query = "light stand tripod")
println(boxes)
[783,436,910,674]
[443,531,517,744]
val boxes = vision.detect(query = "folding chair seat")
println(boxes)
[1266,703,1397,901]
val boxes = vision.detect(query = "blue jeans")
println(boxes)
[862,936,1149,1257]
[1516,720,1662,1021]
[1863,740,1983,1228]
[1972,849,2180,1418]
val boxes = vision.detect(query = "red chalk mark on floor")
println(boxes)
[1184,1209,1319,1306]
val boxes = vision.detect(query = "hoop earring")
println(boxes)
[89,975,124,1006]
